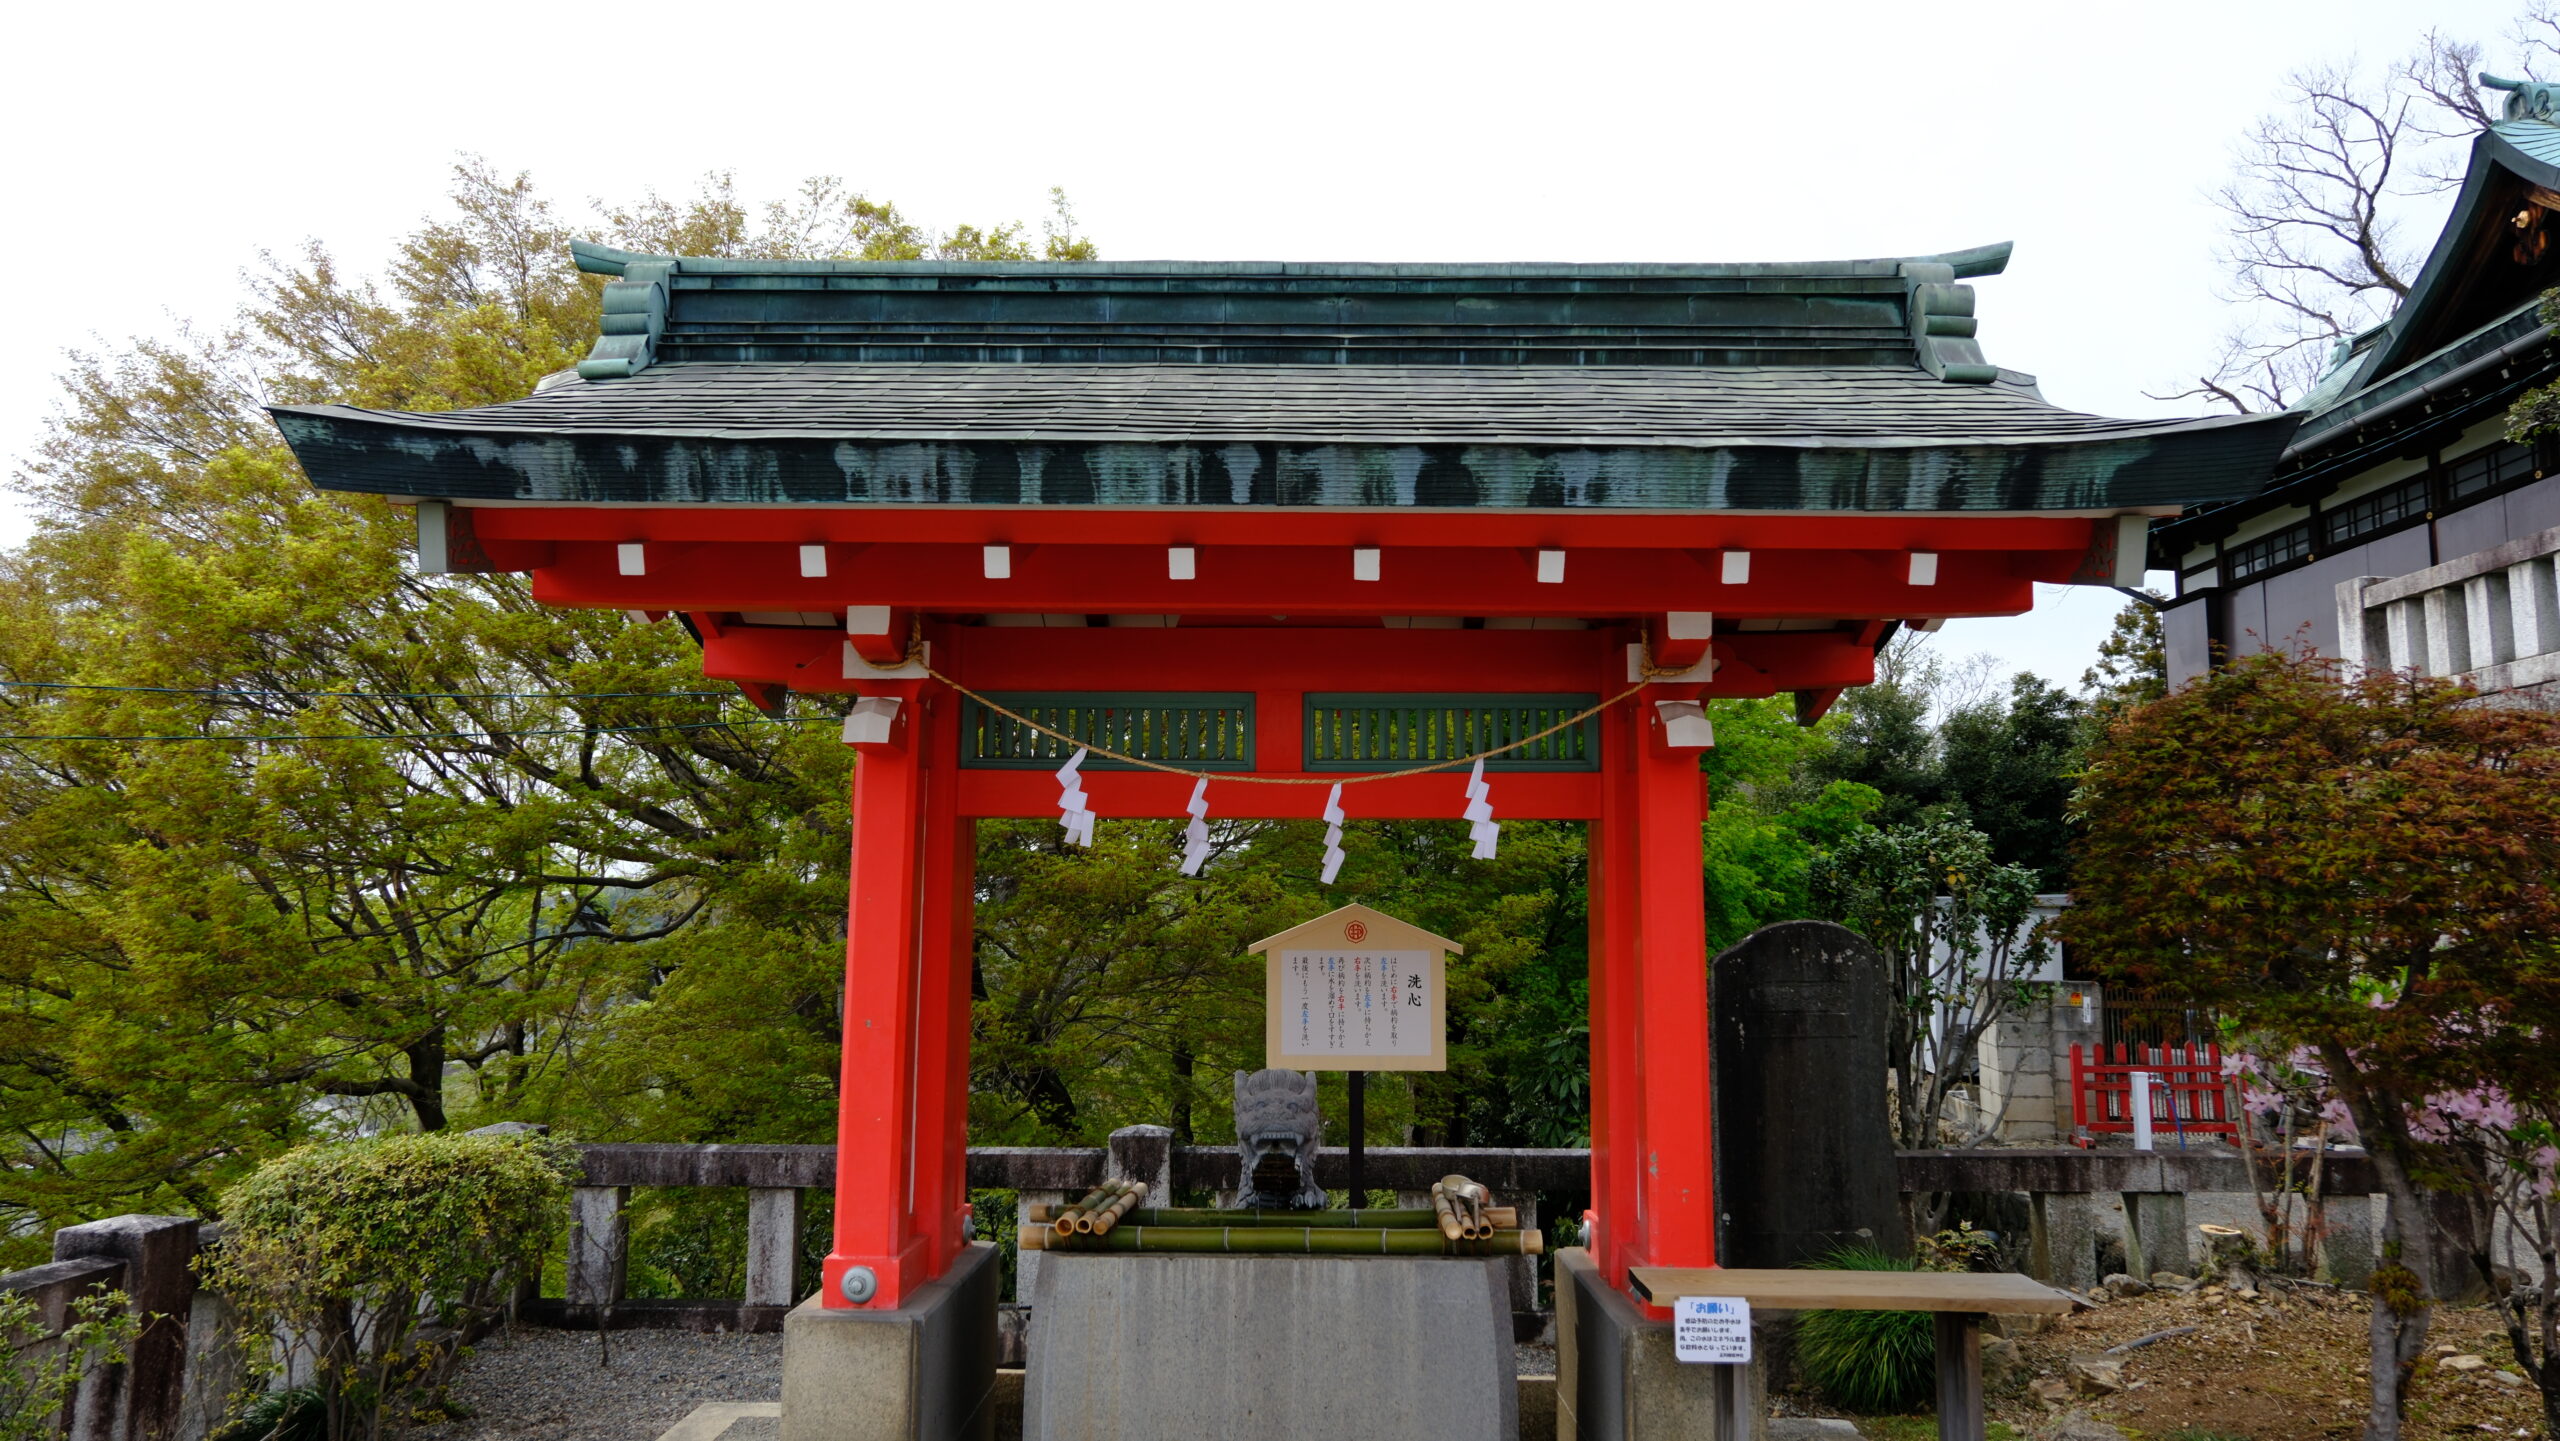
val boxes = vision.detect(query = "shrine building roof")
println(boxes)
[271,241,2298,516]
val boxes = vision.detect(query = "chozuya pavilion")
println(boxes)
[271,240,2293,1438]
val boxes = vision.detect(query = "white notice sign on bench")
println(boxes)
[1673,1296,1753,1364]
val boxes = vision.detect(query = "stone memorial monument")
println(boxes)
[1709,920,1901,1266]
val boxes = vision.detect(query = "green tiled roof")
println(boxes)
[271,243,2299,515]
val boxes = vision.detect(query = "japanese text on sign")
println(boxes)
[1673,1297,1753,1364]
[1277,949,1432,1061]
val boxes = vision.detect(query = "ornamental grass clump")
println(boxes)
[208,1131,577,1441]
[1790,1243,1936,1415]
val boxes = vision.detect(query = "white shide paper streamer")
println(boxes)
[1055,748,1096,847]
[1180,777,1213,876]
[1463,759,1500,860]
[1319,783,1347,884]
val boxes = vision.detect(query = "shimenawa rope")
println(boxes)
[852,617,1701,785]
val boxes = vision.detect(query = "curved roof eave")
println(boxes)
[2359,123,2560,382]
[565,239,2019,283]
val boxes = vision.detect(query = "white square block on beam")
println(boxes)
[1352,548,1382,582]
[984,545,1013,579]
[1655,700,1716,749]
[800,545,828,578]
[1168,546,1197,581]
[841,697,902,746]
[1720,550,1751,585]
[1537,549,1566,584]
[846,606,893,636]
[617,542,646,576]
[1908,552,1940,586]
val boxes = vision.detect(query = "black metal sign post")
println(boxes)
[1347,1070,1367,1206]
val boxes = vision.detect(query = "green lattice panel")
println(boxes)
[960,692,1256,771]
[1302,694,1600,772]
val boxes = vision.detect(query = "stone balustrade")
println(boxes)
[2337,521,2560,697]
[0,1138,2392,1434]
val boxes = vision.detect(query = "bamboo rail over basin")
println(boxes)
[1020,1224,1544,1256]
[1022,1205,1519,1230]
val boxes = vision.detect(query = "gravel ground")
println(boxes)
[422,1322,1553,1441]
[417,1328,780,1441]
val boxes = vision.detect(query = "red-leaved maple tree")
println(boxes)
[2062,650,2560,1440]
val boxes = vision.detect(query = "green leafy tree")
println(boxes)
[969,817,1300,1145]
[1802,632,1944,830]
[1700,697,1879,951]
[0,160,1090,1253]
[2061,650,2560,1441]
[2082,592,2168,717]
[1811,819,2040,1180]
[1938,673,2083,890]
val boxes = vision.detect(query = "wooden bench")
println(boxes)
[1626,1267,2074,1441]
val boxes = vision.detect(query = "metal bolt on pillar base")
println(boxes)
[839,1265,878,1304]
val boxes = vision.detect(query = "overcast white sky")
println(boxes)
[0,0,2526,689]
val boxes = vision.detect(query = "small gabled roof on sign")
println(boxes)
[1248,903,1463,957]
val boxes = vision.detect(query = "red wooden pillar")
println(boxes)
[1589,644,1718,1296]
[824,673,970,1310]
[909,685,977,1275]
[1588,682,1644,1290]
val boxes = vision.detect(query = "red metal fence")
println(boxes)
[2070,1042,2238,1137]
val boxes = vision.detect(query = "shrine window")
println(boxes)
[2325,477,2428,547]
[2224,523,2313,584]
[2441,438,2540,505]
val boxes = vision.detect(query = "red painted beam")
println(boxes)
[532,541,2046,620]
[694,624,1878,697]
[469,505,2111,554]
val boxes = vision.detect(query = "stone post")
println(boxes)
[746,1188,805,1309]
[1012,1192,1067,1305]
[2316,1193,2378,1290]
[2027,1192,2098,1290]
[2051,983,2102,1136]
[1505,1197,1541,1337]
[567,1186,628,1308]
[2121,1192,2192,1279]
[1975,1001,2058,1140]
[54,1214,200,1441]
[1104,1125,1174,1199]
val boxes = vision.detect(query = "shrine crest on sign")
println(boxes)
[1249,903,1459,1072]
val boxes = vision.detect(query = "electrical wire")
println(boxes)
[0,681,738,701]
[0,717,834,743]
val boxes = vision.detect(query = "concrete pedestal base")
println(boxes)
[1023,1252,1516,1441]
[1556,1248,1761,1441]
[781,1242,998,1441]
[2028,1191,2098,1290]
[2122,1192,2192,1279]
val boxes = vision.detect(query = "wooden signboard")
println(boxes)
[1250,903,1458,1072]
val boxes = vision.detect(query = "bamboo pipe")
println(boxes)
[1019,1224,1545,1256]
[1053,1179,1128,1237]
[1085,1181,1149,1236]
[1431,1177,1497,1240]
[1071,1179,1136,1235]
[1431,1189,1465,1242]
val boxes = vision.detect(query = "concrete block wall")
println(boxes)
[2337,521,2560,701]
[1973,984,2103,1141]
